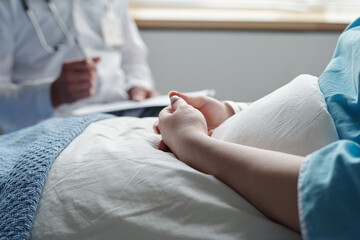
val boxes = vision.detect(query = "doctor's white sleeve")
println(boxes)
[0,3,54,133]
[117,0,154,91]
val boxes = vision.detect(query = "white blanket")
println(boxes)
[31,117,300,240]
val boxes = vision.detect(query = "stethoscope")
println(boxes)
[21,0,75,54]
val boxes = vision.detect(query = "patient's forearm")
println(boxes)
[180,134,303,233]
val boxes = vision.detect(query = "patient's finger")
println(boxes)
[208,129,214,137]
[158,105,173,122]
[170,95,188,110]
[158,140,170,152]
[169,91,189,103]
[153,119,160,134]
[169,91,205,108]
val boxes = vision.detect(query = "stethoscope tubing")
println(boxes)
[21,0,74,53]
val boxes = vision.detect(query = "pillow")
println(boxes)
[212,74,339,156]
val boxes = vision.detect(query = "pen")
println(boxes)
[75,37,94,64]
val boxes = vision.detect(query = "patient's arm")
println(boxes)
[157,96,303,233]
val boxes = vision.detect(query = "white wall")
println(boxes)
[140,30,340,101]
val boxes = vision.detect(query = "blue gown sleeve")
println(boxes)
[318,18,360,142]
[298,140,360,240]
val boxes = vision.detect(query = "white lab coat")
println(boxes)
[0,0,154,133]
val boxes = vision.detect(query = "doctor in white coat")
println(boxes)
[0,0,157,133]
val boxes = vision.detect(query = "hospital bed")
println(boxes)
[0,74,339,240]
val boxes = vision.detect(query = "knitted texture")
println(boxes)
[0,114,112,240]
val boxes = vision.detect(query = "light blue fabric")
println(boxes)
[299,18,360,239]
[299,141,360,239]
[318,18,360,142]
[0,114,112,240]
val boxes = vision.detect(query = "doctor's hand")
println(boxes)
[51,57,101,108]
[129,86,159,102]
[168,91,235,131]
[156,95,208,160]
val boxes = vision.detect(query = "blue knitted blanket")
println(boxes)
[0,114,112,240]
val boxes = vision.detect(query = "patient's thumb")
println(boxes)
[169,91,188,100]
[170,95,187,110]
[169,91,202,108]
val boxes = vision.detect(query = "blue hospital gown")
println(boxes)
[298,18,360,239]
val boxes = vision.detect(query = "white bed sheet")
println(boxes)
[31,117,300,240]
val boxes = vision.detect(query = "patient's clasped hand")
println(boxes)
[154,91,236,153]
